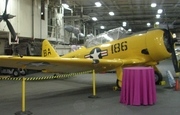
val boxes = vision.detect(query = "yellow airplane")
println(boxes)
[0,28,178,88]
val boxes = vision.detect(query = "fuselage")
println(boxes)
[0,29,173,74]
[62,29,171,66]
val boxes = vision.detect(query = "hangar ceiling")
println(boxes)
[50,0,180,33]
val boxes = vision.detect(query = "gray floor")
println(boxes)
[0,59,180,115]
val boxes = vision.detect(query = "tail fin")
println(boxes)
[42,40,59,57]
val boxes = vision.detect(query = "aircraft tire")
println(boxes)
[116,79,121,89]
[155,71,163,85]
[116,72,163,86]
[113,86,119,91]
[12,69,20,77]
[19,69,27,76]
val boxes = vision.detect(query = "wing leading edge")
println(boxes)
[0,55,146,73]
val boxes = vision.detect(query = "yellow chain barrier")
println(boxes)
[0,70,92,81]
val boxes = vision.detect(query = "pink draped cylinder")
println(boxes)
[120,67,156,105]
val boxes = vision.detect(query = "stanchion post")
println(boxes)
[22,77,25,112]
[88,69,100,98]
[14,77,32,115]
[92,69,96,96]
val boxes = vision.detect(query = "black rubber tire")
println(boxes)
[12,69,20,77]
[155,71,163,85]
[116,79,121,88]
[19,69,27,76]
[0,67,2,74]
[116,71,162,86]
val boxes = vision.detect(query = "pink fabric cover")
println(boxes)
[120,67,156,105]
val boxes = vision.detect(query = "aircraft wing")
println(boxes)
[0,56,146,73]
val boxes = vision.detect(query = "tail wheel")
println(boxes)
[155,71,163,85]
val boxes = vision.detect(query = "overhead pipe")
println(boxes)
[32,0,34,40]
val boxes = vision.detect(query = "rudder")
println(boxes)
[42,40,59,57]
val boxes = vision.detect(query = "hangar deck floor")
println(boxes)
[0,59,180,115]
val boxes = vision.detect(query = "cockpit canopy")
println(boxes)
[84,27,130,48]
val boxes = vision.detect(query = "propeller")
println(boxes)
[0,0,17,42]
[162,9,180,72]
[167,25,180,72]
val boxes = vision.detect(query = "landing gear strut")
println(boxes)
[113,79,121,91]
[155,71,163,85]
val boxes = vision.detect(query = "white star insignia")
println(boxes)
[90,49,100,59]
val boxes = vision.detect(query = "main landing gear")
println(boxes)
[113,71,163,91]
[113,79,121,91]
[155,71,163,85]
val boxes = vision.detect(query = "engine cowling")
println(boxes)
[145,29,171,61]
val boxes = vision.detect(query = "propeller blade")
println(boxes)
[168,30,179,72]
[171,47,179,72]
[3,0,8,16]
[165,21,180,72]
[5,19,17,41]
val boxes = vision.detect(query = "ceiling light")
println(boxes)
[100,26,105,29]
[173,33,176,38]
[95,2,102,7]
[151,3,157,7]
[109,12,114,16]
[92,17,97,21]
[157,9,163,14]
[128,29,132,32]
[156,14,161,18]
[154,22,160,28]
[155,22,160,25]
[122,22,127,27]
[147,23,151,27]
